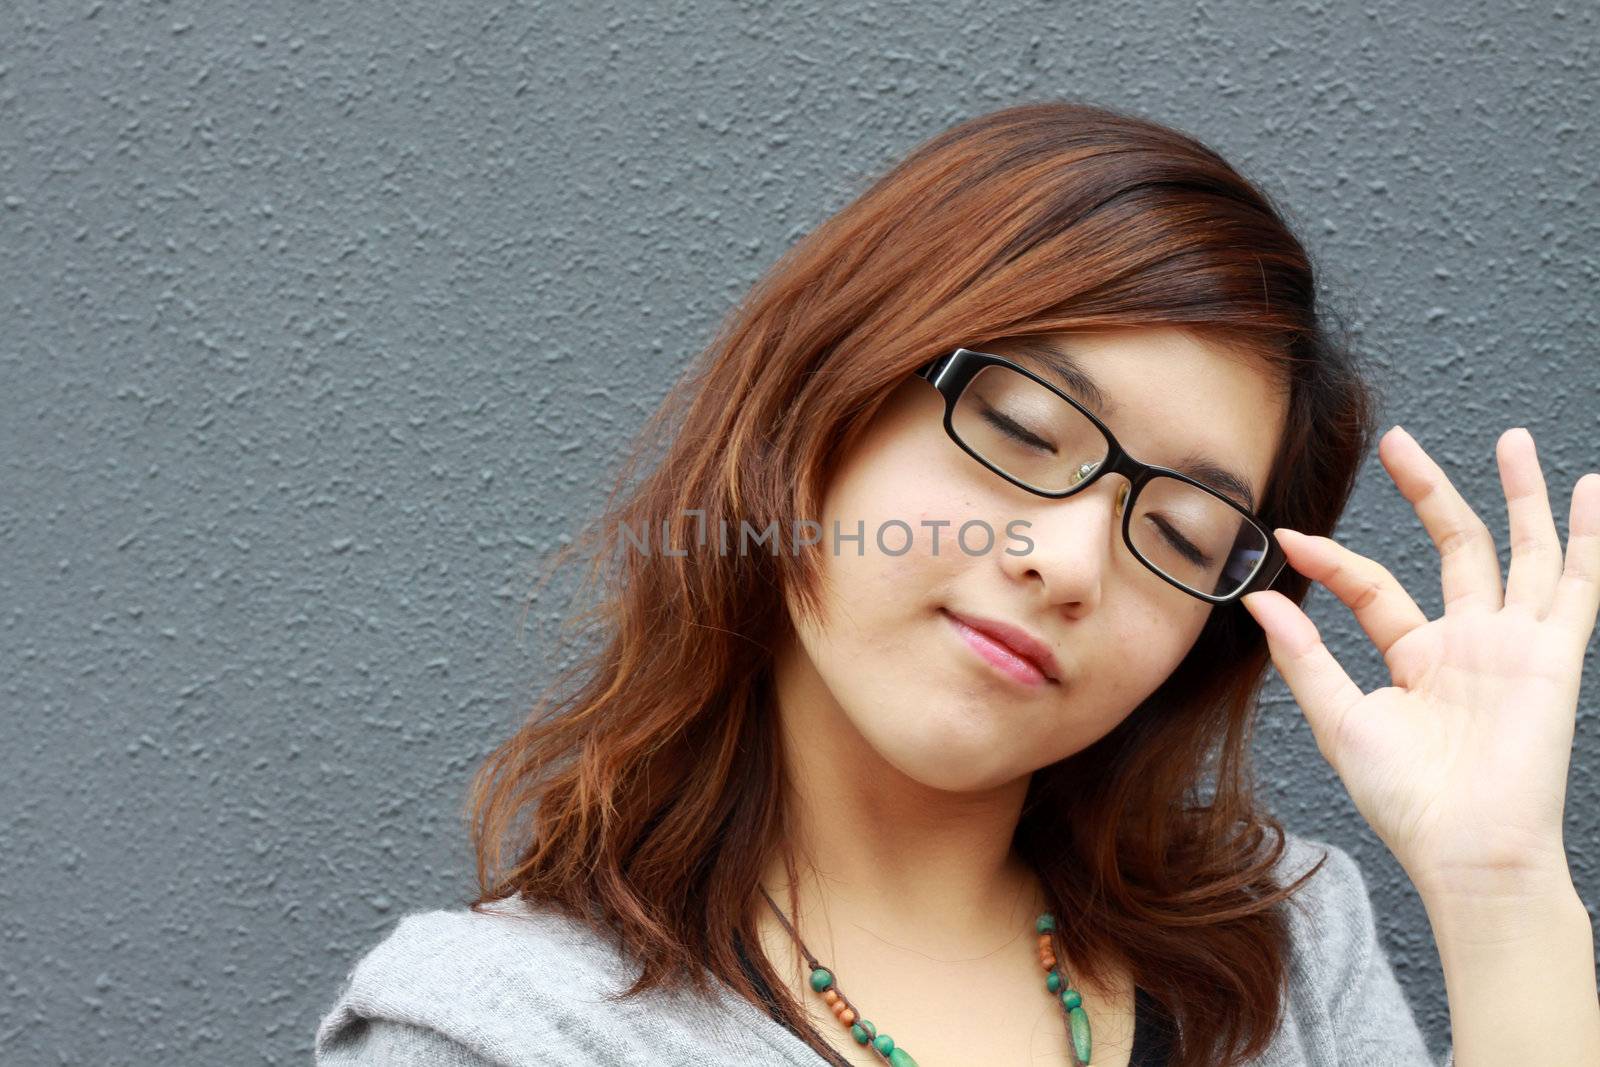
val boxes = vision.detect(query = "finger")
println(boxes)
[1272,527,1429,660]
[1379,425,1503,615]
[1498,427,1564,614]
[1548,472,1600,644]
[1241,590,1367,762]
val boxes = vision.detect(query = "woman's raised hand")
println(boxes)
[1241,425,1600,898]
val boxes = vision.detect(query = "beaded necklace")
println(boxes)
[757,884,1094,1065]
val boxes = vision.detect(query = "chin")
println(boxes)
[861,700,1025,792]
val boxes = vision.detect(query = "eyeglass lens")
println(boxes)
[948,363,1268,599]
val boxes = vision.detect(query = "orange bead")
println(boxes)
[1038,933,1053,949]
[823,989,840,1006]
[832,1001,849,1018]
[1042,953,1057,969]
[840,1008,857,1026]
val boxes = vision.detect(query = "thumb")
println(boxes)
[1241,590,1366,762]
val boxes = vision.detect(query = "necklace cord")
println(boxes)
[754,883,1091,1066]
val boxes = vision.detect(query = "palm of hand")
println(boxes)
[1242,425,1599,895]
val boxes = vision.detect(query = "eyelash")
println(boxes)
[985,408,1055,453]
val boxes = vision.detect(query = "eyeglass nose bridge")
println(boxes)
[1052,443,1155,507]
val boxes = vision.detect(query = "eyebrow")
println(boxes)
[1010,340,1121,421]
[1006,339,1260,512]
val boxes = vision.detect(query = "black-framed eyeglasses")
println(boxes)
[915,347,1287,604]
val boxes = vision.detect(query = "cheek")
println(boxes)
[810,516,955,654]
[816,461,986,602]
[1103,604,1209,699]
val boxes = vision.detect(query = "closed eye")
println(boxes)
[1149,514,1210,567]
[981,406,1056,453]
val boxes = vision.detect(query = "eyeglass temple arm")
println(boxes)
[914,354,952,382]
[1243,544,1290,598]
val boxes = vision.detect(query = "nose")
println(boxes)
[999,473,1131,614]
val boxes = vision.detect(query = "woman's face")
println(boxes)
[780,328,1289,792]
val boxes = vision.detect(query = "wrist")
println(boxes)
[1409,838,1575,904]
[1418,867,1589,947]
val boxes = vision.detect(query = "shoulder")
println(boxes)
[1261,829,1447,1062]
[323,896,626,1001]
[1268,828,1371,928]
[313,897,666,1066]
[1191,828,1448,1066]
[1266,829,1380,987]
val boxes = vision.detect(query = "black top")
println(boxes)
[1129,985,1175,1066]
[732,930,1174,1066]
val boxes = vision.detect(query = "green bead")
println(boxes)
[1068,1005,1092,1064]
[808,967,833,992]
[850,1021,871,1044]
[873,1033,895,1054]
[1046,970,1062,993]
[1035,912,1056,934]
[1060,987,1082,1010]
[887,1047,919,1067]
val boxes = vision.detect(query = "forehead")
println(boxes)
[987,328,1288,508]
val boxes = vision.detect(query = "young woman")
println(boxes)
[314,101,1600,1066]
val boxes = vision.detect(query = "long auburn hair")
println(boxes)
[466,99,1379,1067]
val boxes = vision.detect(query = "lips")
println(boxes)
[942,608,1062,684]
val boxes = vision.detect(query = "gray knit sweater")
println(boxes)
[314,832,1454,1066]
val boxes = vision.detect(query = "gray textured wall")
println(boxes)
[2,1,1595,1063]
